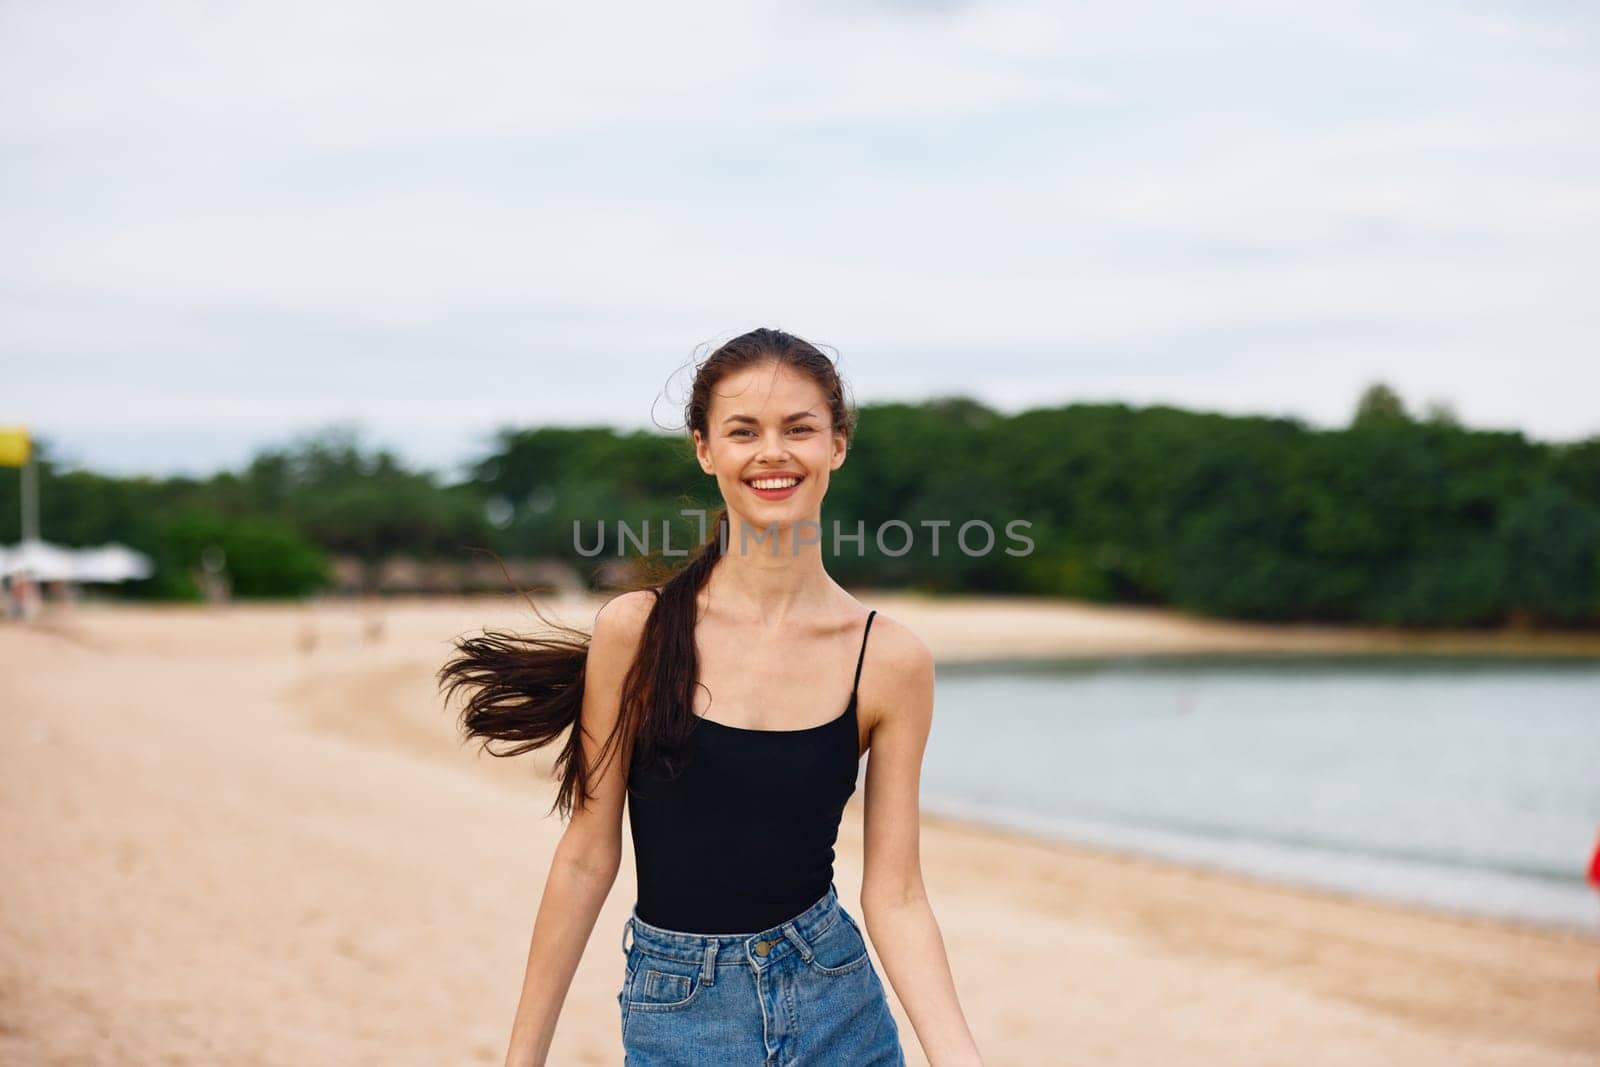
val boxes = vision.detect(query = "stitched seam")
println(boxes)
[807,950,869,976]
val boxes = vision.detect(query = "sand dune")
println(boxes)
[2,594,1596,1065]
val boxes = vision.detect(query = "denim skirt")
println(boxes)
[618,882,906,1066]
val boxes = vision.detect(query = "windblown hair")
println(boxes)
[437,327,856,821]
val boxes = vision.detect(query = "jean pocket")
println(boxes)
[804,910,871,977]
[623,954,705,1012]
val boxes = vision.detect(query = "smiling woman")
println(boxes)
[437,327,983,1066]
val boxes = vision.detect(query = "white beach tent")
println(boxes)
[0,540,153,583]
[0,539,80,582]
[71,543,154,582]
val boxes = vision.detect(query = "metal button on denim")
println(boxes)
[753,938,777,956]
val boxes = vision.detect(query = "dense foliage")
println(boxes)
[5,388,1597,626]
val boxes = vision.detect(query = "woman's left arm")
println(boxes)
[858,617,985,1067]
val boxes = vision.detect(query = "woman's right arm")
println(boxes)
[503,590,653,1067]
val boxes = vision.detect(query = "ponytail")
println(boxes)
[438,508,730,820]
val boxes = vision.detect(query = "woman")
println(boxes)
[440,328,983,1065]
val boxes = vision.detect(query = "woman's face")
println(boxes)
[693,361,846,531]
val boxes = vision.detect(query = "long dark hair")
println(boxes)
[437,327,857,821]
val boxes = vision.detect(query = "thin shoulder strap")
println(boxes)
[850,610,878,699]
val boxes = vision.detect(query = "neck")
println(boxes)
[705,515,834,625]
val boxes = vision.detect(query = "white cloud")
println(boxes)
[0,0,1107,149]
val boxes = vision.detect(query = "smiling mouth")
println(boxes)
[744,474,804,495]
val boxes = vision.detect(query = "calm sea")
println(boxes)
[909,654,1600,932]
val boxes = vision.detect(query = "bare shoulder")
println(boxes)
[865,609,932,670]
[585,590,658,688]
[577,589,659,766]
[862,610,935,725]
[591,588,657,648]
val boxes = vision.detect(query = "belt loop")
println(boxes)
[702,939,719,985]
[622,918,634,955]
[781,919,813,962]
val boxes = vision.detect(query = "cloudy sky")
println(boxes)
[3,1,1596,479]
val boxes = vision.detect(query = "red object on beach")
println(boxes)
[1591,833,1600,989]
[1589,833,1600,889]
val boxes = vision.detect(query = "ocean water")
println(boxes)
[910,654,1600,932]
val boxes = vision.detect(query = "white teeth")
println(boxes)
[750,477,800,490]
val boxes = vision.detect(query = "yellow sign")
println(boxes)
[0,427,30,468]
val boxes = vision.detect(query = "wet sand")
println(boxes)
[2,594,1596,1065]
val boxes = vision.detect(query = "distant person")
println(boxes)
[439,329,979,1066]
[362,593,385,646]
[297,618,318,655]
[13,573,40,622]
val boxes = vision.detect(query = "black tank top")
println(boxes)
[625,610,878,934]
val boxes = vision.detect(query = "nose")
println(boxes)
[757,432,789,461]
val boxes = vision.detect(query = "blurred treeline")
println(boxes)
[4,384,1598,627]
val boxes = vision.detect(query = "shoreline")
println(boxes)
[851,589,1600,660]
[919,796,1599,938]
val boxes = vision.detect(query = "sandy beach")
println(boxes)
[2,593,1596,1065]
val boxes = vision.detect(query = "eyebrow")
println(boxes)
[721,410,819,426]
